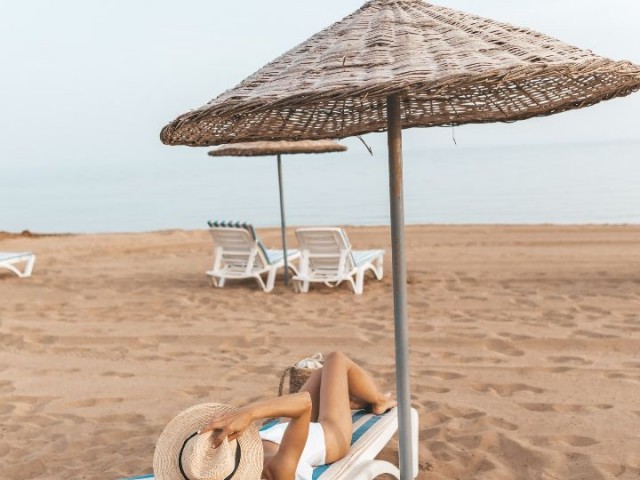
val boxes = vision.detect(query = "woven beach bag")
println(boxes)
[278,353,324,396]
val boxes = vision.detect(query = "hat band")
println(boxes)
[178,432,243,480]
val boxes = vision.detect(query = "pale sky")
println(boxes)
[1,0,639,169]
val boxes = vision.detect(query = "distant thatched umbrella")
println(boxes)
[208,140,347,285]
[161,1,640,476]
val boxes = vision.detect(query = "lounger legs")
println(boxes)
[1,264,24,278]
[207,275,225,288]
[349,460,400,480]
[1,255,36,278]
[263,268,277,293]
[23,255,36,277]
[208,272,272,292]
[373,255,384,280]
[293,278,310,293]
[353,270,365,295]
[297,271,381,294]
[352,257,383,294]
[206,257,302,293]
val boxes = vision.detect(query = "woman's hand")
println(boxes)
[199,407,253,447]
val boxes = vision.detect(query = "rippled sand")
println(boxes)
[1,225,639,479]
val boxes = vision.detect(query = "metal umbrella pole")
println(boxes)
[387,94,413,479]
[276,153,290,285]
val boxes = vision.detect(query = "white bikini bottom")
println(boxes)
[259,421,326,480]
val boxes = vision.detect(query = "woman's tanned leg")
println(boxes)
[317,352,394,462]
[299,368,322,422]
[317,352,352,462]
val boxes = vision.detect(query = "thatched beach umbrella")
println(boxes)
[161,1,640,476]
[208,140,347,285]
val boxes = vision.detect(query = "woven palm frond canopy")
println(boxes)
[208,140,347,157]
[161,0,640,146]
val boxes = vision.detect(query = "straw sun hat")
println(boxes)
[154,403,264,480]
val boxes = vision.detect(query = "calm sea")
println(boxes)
[2,141,639,234]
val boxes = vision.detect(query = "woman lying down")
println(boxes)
[154,351,396,480]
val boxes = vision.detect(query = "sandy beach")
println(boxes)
[1,225,639,480]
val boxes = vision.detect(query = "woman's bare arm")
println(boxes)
[200,392,312,480]
[200,392,311,438]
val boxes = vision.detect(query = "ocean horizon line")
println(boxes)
[3,222,639,238]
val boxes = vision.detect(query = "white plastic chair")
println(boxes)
[293,228,384,294]
[119,407,420,480]
[206,227,300,293]
[0,252,36,278]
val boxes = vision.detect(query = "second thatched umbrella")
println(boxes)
[208,140,347,286]
[162,0,640,476]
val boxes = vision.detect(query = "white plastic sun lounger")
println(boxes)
[0,252,36,278]
[309,407,419,480]
[293,228,384,294]
[206,225,300,293]
[119,407,419,480]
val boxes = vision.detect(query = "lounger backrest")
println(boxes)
[295,228,355,274]
[209,227,269,269]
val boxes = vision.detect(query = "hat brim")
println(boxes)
[154,403,263,480]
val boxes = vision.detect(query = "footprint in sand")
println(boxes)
[419,370,466,381]
[559,435,599,447]
[67,398,124,408]
[457,275,479,283]
[451,316,476,324]
[543,294,569,301]
[573,329,619,339]
[431,351,504,365]
[547,356,593,366]
[577,304,611,314]
[510,298,538,308]
[51,413,87,425]
[476,415,519,432]
[0,380,15,394]
[101,371,135,378]
[98,413,146,424]
[606,372,640,383]
[424,410,452,427]
[181,385,230,399]
[519,402,567,413]
[498,332,533,341]
[542,366,574,373]
[459,295,488,301]
[484,339,525,357]
[518,402,613,413]
[422,386,450,394]
[472,383,545,397]
[428,441,456,461]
